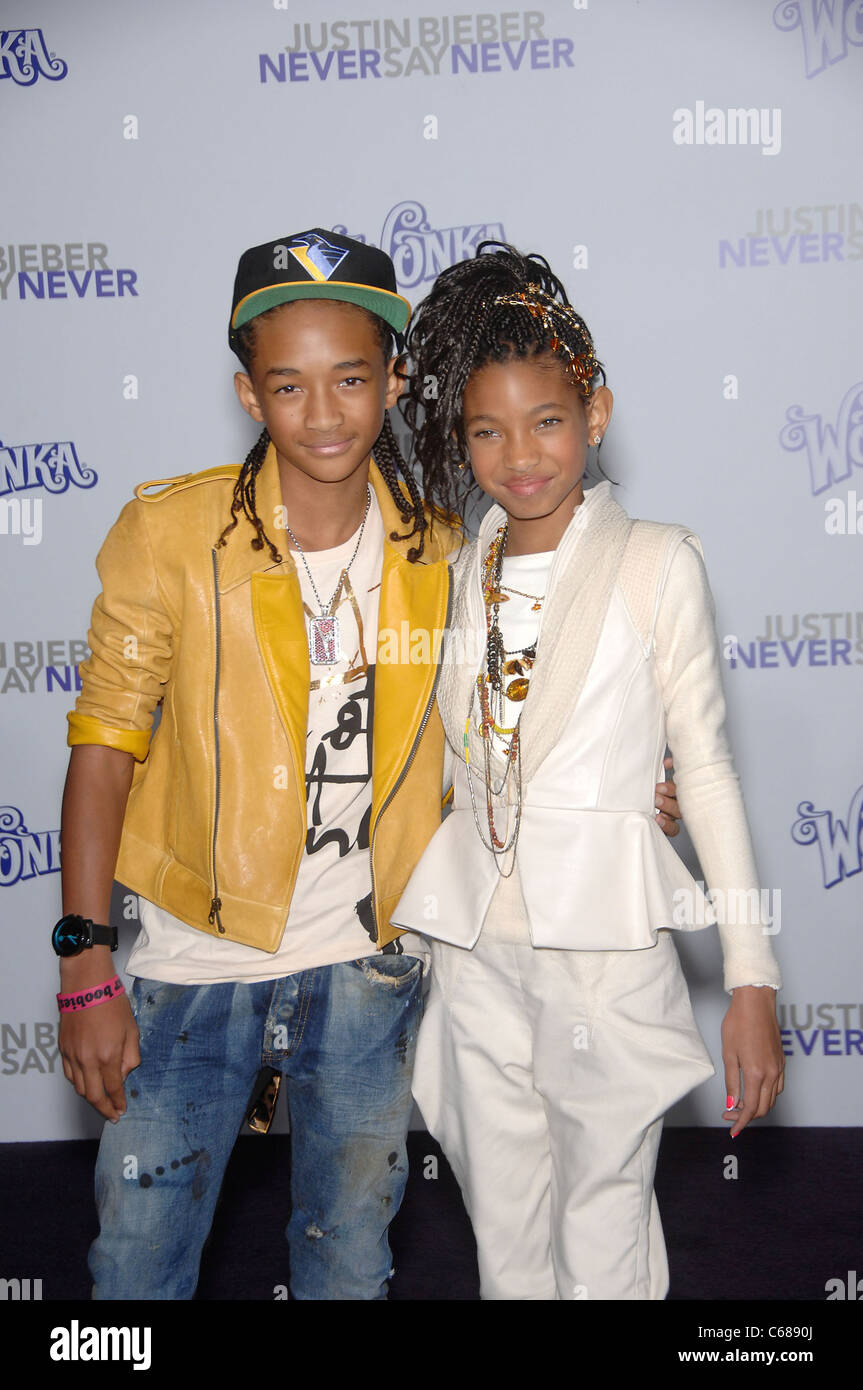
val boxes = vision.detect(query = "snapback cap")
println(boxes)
[229,228,411,352]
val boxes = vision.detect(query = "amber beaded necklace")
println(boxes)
[464,521,542,862]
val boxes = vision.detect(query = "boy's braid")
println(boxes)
[221,304,429,563]
[373,413,427,562]
[216,415,428,565]
[215,427,283,563]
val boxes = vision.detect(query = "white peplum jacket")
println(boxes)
[391,481,782,994]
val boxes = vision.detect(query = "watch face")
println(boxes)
[52,915,85,956]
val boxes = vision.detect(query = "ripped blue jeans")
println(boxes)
[89,955,423,1300]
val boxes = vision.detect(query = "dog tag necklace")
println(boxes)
[284,487,371,665]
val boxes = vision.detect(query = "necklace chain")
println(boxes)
[500,582,545,608]
[284,487,371,616]
[462,519,537,868]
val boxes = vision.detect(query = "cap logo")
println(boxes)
[272,232,351,282]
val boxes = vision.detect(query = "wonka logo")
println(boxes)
[773,0,863,79]
[335,201,505,291]
[0,806,61,887]
[791,785,863,887]
[779,383,863,494]
[0,30,67,85]
[0,440,96,497]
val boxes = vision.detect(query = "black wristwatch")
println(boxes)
[52,914,118,957]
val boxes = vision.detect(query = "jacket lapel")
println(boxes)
[519,485,632,780]
[442,483,633,785]
[372,540,449,822]
[214,443,309,787]
[369,466,451,822]
[251,567,310,798]
[217,440,452,822]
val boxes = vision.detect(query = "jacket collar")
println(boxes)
[216,441,451,593]
[439,479,633,785]
[476,479,614,568]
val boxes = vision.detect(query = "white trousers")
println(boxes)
[413,929,715,1300]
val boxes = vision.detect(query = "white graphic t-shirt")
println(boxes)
[126,490,427,984]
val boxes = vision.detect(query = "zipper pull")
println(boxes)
[208,896,223,930]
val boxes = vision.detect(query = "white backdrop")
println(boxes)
[1,0,860,1140]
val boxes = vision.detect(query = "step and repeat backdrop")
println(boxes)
[1,0,860,1139]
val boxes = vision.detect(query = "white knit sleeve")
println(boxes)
[653,537,781,993]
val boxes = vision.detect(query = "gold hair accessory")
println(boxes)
[492,283,598,397]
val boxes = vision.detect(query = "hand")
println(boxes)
[59,994,141,1122]
[720,986,785,1136]
[655,754,682,838]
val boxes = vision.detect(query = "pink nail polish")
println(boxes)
[726,1095,734,1109]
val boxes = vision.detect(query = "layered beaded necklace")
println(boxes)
[464,521,545,864]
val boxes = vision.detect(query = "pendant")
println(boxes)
[503,653,534,677]
[309,615,340,665]
[506,677,530,702]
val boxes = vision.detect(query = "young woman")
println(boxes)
[392,242,784,1301]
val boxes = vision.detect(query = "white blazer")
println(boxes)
[392,483,781,993]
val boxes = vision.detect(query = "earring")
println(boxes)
[593,435,601,445]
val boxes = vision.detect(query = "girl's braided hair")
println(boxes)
[217,304,427,562]
[400,240,607,523]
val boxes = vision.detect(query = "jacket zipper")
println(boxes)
[368,566,453,942]
[208,549,225,932]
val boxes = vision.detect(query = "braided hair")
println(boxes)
[217,303,427,562]
[401,241,607,524]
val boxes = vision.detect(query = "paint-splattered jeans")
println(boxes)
[89,955,423,1300]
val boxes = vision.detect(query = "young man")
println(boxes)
[55,228,682,1300]
[56,230,458,1300]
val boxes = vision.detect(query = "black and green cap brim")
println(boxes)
[231,281,411,337]
[229,229,411,351]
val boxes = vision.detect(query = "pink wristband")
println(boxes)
[57,975,126,1014]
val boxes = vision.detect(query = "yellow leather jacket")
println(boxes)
[67,444,457,952]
